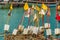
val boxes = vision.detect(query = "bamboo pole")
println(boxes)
[4,3,13,40]
[4,10,12,40]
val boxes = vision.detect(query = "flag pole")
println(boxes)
[4,3,13,40]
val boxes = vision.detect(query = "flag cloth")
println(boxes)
[56,10,60,21]
[41,3,48,11]
[10,4,13,11]
[35,5,40,11]
[24,2,29,10]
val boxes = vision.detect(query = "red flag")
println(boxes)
[56,9,60,21]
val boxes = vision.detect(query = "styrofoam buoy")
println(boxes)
[24,11,30,18]
[12,29,18,35]
[55,28,60,35]
[18,25,24,30]
[23,28,29,34]
[38,26,44,32]
[4,24,10,31]
[46,29,52,35]
[28,26,34,30]
[24,14,30,17]
[27,26,34,34]
[44,23,50,29]
[32,27,39,34]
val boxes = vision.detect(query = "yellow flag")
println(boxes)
[57,5,60,10]
[35,5,40,11]
[10,4,13,11]
[41,4,48,11]
[24,2,29,10]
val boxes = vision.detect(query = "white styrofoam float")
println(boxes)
[4,24,10,31]
[23,28,29,34]
[18,25,24,31]
[38,26,44,32]
[32,27,39,34]
[24,12,30,18]
[55,28,60,35]
[27,26,34,30]
[12,29,18,35]
[28,26,35,34]
[44,23,50,29]
[46,29,52,35]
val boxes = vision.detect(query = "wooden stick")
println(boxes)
[42,15,44,26]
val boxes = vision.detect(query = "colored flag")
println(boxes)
[41,3,48,11]
[35,5,40,11]
[24,2,29,10]
[10,4,13,11]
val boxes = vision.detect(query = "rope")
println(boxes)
[4,10,12,40]
[42,15,44,26]
[56,6,59,28]
[20,14,24,25]
[47,15,50,27]
[6,16,10,24]
[47,3,50,27]
[28,9,35,26]
[42,1,44,26]
[6,10,12,24]
[56,20,58,28]
[17,13,25,29]
[26,8,31,27]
